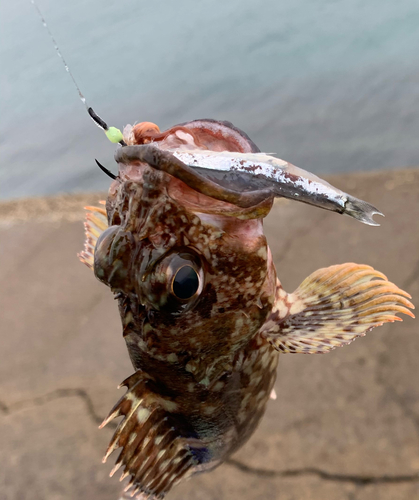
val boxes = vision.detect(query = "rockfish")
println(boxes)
[79,118,414,499]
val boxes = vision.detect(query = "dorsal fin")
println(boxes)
[100,371,198,498]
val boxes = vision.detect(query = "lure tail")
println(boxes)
[262,263,415,353]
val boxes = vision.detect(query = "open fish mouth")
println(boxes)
[115,146,383,226]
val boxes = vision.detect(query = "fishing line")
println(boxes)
[30,0,126,146]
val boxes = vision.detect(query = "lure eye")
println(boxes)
[172,265,200,299]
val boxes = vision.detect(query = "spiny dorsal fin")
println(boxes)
[261,263,415,354]
[101,371,198,499]
[78,202,108,270]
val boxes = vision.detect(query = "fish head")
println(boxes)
[86,117,387,379]
[93,153,276,381]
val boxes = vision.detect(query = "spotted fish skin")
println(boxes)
[88,162,280,496]
[79,119,414,499]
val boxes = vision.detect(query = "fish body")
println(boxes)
[80,119,414,499]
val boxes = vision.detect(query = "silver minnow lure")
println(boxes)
[170,150,383,226]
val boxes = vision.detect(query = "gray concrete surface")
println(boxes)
[0,168,418,500]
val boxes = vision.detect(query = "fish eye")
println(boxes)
[172,265,200,299]
[142,251,204,311]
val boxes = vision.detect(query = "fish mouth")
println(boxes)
[115,146,272,209]
[114,145,384,226]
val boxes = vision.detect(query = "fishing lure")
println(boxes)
[32,3,415,499]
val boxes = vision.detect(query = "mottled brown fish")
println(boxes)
[79,118,414,499]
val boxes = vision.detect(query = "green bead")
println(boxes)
[105,127,124,143]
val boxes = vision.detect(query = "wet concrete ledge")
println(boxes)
[0,168,418,500]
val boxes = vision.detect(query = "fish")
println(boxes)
[79,118,415,499]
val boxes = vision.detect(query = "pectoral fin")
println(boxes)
[78,202,108,270]
[262,264,415,354]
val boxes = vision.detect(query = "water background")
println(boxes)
[1,0,419,200]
